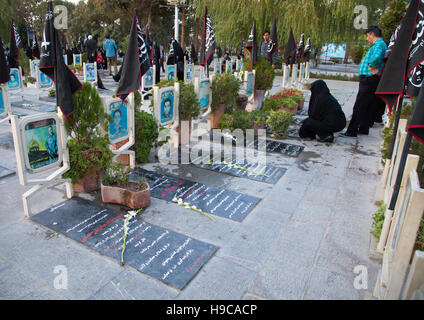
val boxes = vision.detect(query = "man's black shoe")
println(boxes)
[358,131,369,135]
[339,132,357,138]
[317,135,334,143]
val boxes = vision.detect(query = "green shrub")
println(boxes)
[262,97,283,113]
[211,72,241,112]
[349,45,365,64]
[379,0,408,41]
[179,81,200,120]
[62,82,114,184]
[232,110,253,132]
[254,56,275,90]
[371,201,386,242]
[102,162,130,188]
[134,91,142,109]
[217,114,234,131]
[82,52,88,63]
[266,110,293,139]
[134,110,158,164]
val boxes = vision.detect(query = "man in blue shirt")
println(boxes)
[341,25,387,137]
[103,34,118,76]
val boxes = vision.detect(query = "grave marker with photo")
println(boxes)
[7,67,23,90]
[83,63,97,84]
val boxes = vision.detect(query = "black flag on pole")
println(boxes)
[303,36,311,62]
[0,35,10,84]
[284,28,297,65]
[200,6,216,74]
[9,19,23,67]
[190,43,197,64]
[116,9,151,102]
[267,15,278,63]
[246,20,258,70]
[376,0,421,114]
[32,33,40,59]
[296,32,305,62]
[408,86,424,144]
[39,1,82,120]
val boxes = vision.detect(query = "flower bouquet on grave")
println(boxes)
[172,194,216,222]
[121,208,143,265]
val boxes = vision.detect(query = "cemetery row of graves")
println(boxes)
[1,31,424,299]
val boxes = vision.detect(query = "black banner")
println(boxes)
[0,35,10,84]
[200,6,217,73]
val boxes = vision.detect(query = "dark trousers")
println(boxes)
[346,75,380,135]
[299,117,346,140]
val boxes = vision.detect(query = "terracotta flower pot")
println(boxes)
[209,103,226,129]
[101,182,151,210]
[72,166,102,193]
[236,95,248,110]
[280,104,298,115]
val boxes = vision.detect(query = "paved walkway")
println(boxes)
[0,75,383,300]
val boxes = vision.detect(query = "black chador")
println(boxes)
[299,80,346,143]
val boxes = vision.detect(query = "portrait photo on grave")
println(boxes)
[199,80,210,109]
[39,71,52,87]
[31,60,40,78]
[8,69,20,90]
[108,101,128,143]
[167,65,176,81]
[86,64,96,81]
[144,68,154,88]
[186,65,193,82]
[160,89,174,124]
[23,118,59,170]
[74,54,81,66]
[246,72,254,96]
[0,87,5,116]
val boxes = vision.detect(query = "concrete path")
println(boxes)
[0,75,382,300]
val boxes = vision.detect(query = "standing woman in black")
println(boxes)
[299,80,346,143]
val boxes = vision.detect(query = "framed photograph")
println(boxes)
[0,86,8,117]
[195,77,211,110]
[106,99,129,144]
[30,60,40,78]
[166,64,177,81]
[63,55,68,65]
[153,85,178,126]
[36,67,53,88]
[74,54,82,66]
[142,65,156,91]
[185,64,194,83]
[19,114,63,173]
[245,71,255,96]
[84,63,97,83]
[7,68,23,90]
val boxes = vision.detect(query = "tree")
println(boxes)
[379,0,408,41]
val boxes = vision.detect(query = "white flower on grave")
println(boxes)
[191,205,197,210]
[178,199,183,205]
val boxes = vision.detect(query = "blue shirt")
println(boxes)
[103,39,117,58]
[358,38,387,76]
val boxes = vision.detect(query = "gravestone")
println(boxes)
[11,100,56,113]
[0,165,15,179]
[130,168,261,222]
[31,197,218,290]
[263,140,304,157]
[0,133,14,150]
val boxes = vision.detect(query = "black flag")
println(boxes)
[303,36,311,62]
[200,6,217,74]
[39,1,82,120]
[9,19,23,67]
[408,85,424,144]
[239,34,245,57]
[32,33,40,59]
[284,28,297,65]
[267,15,278,63]
[116,9,151,102]
[0,35,10,84]
[376,0,421,113]
[296,32,305,62]
[246,20,258,70]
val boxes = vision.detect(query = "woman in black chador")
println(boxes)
[299,80,346,143]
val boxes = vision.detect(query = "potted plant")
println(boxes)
[62,82,114,193]
[24,76,37,88]
[133,109,159,163]
[101,163,150,210]
[249,109,268,132]
[178,81,200,144]
[254,56,275,110]
[210,72,241,128]
[283,88,305,110]
[266,110,293,140]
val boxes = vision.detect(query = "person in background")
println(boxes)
[103,34,118,76]
[96,49,104,71]
[86,35,97,63]
[259,30,276,68]
[299,80,346,143]
[341,25,387,137]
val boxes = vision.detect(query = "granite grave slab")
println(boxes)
[130,168,261,222]
[11,100,56,113]
[31,197,218,290]
[0,165,15,179]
